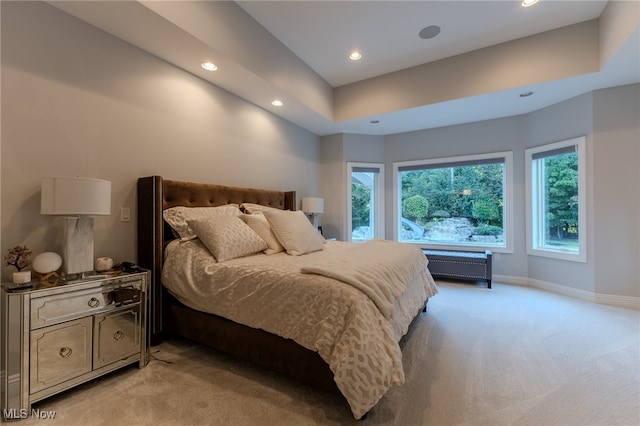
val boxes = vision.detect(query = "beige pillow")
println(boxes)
[163,205,241,240]
[240,213,284,255]
[187,216,267,262]
[261,209,325,256]
[240,203,284,215]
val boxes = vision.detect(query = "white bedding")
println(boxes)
[300,240,427,319]
[162,239,438,418]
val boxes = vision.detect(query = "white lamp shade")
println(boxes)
[301,197,324,214]
[41,176,111,215]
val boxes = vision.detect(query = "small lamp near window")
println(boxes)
[301,197,324,230]
[41,176,111,277]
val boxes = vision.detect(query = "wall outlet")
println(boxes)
[494,253,501,261]
[120,207,131,222]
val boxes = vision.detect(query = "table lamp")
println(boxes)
[301,197,324,230]
[41,176,111,277]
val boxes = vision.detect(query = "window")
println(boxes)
[347,162,384,242]
[526,136,586,262]
[393,152,513,251]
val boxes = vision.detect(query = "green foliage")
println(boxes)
[351,183,370,229]
[472,198,500,225]
[398,153,580,244]
[402,195,429,222]
[544,153,578,240]
[401,162,504,228]
[475,224,502,236]
[430,210,450,219]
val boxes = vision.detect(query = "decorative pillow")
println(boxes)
[187,216,267,262]
[163,205,241,240]
[240,213,284,255]
[261,209,325,256]
[240,203,285,215]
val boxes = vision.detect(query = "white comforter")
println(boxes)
[162,239,438,419]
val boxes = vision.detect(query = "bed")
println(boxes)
[136,176,438,419]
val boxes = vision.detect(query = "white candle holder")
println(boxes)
[12,271,31,284]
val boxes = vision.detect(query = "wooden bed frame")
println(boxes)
[136,175,428,406]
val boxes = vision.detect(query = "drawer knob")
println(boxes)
[88,297,100,308]
[113,330,125,341]
[59,347,73,358]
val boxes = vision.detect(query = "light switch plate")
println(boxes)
[120,207,131,222]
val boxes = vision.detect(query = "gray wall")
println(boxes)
[319,133,384,240]
[327,85,638,298]
[3,2,637,300]
[592,84,640,298]
[526,85,640,299]
[383,117,528,279]
[526,93,596,292]
[1,2,320,280]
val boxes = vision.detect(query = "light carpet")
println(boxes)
[18,282,640,426]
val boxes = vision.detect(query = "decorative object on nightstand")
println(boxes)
[4,245,32,284]
[1,270,149,420]
[95,256,114,272]
[301,197,324,230]
[40,176,111,277]
[32,251,63,282]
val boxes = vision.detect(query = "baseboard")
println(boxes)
[493,274,640,310]
[592,292,640,311]
[493,274,528,287]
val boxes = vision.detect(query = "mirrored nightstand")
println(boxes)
[1,270,148,421]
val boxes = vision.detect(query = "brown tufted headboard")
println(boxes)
[136,176,296,343]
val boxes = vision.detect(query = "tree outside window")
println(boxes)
[395,152,512,250]
[348,163,384,242]
[526,136,586,262]
[543,152,579,245]
[351,181,371,232]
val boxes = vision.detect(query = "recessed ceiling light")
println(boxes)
[349,51,362,61]
[201,62,218,71]
[271,100,283,107]
[519,91,534,97]
[419,25,441,40]
[521,0,539,7]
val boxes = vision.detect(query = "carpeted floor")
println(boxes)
[17,281,640,425]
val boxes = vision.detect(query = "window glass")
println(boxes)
[348,163,384,242]
[394,152,512,250]
[526,137,586,261]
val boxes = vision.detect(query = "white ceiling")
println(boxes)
[238,0,608,87]
[48,1,639,136]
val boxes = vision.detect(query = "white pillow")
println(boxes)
[163,205,241,240]
[187,216,267,262]
[240,213,284,255]
[261,209,325,256]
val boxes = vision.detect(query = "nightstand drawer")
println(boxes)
[30,286,108,329]
[30,317,93,394]
[93,305,141,369]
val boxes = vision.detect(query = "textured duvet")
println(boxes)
[162,239,438,418]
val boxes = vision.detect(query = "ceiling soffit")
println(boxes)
[334,20,599,122]
[46,1,639,136]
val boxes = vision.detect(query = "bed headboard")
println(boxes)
[137,176,296,343]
